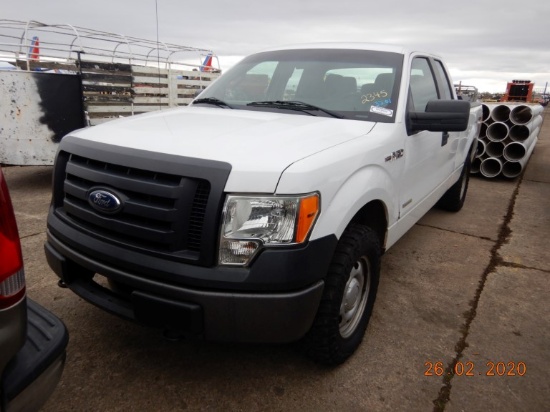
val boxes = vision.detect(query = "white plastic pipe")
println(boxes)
[503,142,526,161]
[480,157,503,178]
[503,125,540,161]
[509,104,545,125]
[476,139,486,157]
[519,134,538,168]
[482,104,491,122]
[480,122,488,138]
[486,141,505,158]
[482,103,498,120]
[502,161,522,179]
[471,157,482,174]
[502,134,539,178]
[524,125,541,155]
[490,104,511,122]
[486,122,509,142]
[509,115,543,142]
[509,125,529,142]
[531,105,544,117]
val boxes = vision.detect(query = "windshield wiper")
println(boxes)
[247,100,344,119]
[193,97,234,109]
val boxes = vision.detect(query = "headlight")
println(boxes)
[219,193,320,266]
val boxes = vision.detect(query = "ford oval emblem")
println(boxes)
[88,189,123,214]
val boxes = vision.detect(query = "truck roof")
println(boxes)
[256,42,444,60]
[257,42,408,55]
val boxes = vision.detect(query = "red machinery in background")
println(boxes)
[500,80,534,102]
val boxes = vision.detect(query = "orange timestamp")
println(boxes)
[424,361,527,377]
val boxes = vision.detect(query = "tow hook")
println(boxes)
[163,329,185,342]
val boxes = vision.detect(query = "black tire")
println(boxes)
[302,224,381,366]
[437,156,471,212]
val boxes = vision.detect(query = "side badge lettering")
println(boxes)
[385,149,404,162]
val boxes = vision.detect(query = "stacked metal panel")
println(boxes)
[472,103,543,178]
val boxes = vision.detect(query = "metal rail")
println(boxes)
[0,19,220,71]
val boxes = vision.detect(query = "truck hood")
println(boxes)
[71,106,375,192]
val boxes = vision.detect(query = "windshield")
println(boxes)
[194,48,403,122]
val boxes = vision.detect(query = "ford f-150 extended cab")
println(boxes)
[45,43,481,365]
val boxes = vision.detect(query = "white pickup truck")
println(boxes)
[45,43,481,365]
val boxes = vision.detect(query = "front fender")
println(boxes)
[277,155,398,241]
[312,165,396,240]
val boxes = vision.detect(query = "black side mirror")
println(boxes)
[409,100,470,133]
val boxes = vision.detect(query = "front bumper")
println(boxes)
[45,223,337,343]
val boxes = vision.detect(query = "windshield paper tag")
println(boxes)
[370,106,393,117]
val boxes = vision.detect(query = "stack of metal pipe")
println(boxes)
[472,103,543,179]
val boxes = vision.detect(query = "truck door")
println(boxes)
[431,58,464,171]
[399,56,455,218]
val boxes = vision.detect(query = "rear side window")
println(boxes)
[409,58,439,112]
[433,60,453,100]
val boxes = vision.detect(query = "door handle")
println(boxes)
[441,132,449,146]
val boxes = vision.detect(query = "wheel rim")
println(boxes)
[339,255,371,338]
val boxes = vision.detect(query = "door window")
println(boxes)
[433,60,453,100]
[409,58,439,111]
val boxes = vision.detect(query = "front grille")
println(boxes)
[188,182,210,251]
[58,153,211,258]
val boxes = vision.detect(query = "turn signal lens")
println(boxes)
[296,195,319,243]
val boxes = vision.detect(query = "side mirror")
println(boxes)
[409,100,470,133]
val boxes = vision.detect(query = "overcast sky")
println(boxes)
[6,0,550,92]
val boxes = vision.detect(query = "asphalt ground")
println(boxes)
[3,108,549,411]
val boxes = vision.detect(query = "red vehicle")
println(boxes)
[0,166,68,411]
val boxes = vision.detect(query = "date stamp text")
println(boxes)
[424,361,526,377]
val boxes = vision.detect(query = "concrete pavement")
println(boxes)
[445,109,550,411]
[3,108,549,411]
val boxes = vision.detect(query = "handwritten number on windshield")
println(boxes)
[362,90,388,104]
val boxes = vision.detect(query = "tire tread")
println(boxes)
[301,224,380,366]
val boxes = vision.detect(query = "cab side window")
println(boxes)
[409,58,439,112]
[433,60,453,100]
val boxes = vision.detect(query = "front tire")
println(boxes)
[302,224,381,366]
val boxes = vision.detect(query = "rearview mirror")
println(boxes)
[409,100,470,133]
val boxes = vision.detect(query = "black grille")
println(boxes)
[58,154,210,257]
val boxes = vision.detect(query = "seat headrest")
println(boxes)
[325,74,357,96]
[374,73,395,92]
